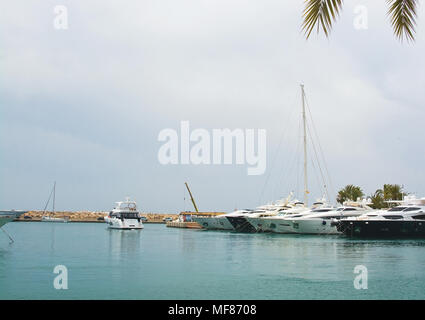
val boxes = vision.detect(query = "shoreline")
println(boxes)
[15,211,178,224]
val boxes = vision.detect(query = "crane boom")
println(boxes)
[185,182,199,213]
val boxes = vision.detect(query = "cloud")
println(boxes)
[0,0,424,211]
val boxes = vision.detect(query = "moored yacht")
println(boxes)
[225,197,295,233]
[290,200,373,235]
[193,209,253,231]
[249,199,332,234]
[336,196,425,237]
[104,198,144,230]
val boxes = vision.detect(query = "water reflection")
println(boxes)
[108,229,142,260]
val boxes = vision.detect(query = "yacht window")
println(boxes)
[402,207,421,212]
[383,215,403,220]
[121,212,139,219]
[343,208,357,211]
[412,215,425,220]
[388,207,406,212]
[312,209,332,212]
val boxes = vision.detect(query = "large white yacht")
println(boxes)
[245,200,307,232]
[247,199,333,234]
[225,196,298,233]
[289,200,373,235]
[336,196,425,237]
[104,198,144,230]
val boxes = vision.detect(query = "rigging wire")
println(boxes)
[258,94,298,205]
[304,94,335,202]
[307,122,330,201]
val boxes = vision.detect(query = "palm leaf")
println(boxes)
[387,0,418,42]
[302,0,344,39]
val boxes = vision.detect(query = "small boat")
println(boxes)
[104,198,144,230]
[41,182,69,223]
[336,196,425,237]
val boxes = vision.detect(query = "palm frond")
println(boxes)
[387,0,418,42]
[302,0,344,39]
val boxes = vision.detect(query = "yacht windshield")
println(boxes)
[121,212,140,219]
[388,207,406,212]
[403,207,421,212]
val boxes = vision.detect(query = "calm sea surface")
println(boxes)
[1,222,424,299]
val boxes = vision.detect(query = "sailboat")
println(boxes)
[41,182,69,223]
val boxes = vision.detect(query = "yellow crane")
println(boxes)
[184,182,199,213]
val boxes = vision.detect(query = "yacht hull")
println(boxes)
[337,220,425,237]
[226,217,257,233]
[291,219,340,235]
[0,211,27,228]
[0,216,15,228]
[105,217,144,230]
[246,217,283,233]
[192,216,234,230]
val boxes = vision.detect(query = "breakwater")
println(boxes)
[16,211,178,223]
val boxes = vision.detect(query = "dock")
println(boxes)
[166,211,225,229]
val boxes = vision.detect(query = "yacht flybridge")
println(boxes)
[336,196,425,237]
[105,198,144,230]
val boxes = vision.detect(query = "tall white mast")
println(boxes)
[301,84,308,206]
[53,181,56,214]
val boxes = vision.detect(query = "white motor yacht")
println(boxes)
[290,200,373,235]
[249,199,333,234]
[104,198,144,230]
[336,196,425,237]
[245,201,306,232]
[226,194,301,233]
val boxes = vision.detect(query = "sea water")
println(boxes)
[0,222,424,299]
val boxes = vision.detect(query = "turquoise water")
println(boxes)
[1,222,424,300]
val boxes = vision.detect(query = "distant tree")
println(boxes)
[370,189,385,209]
[383,184,404,202]
[369,184,405,209]
[336,185,364,204]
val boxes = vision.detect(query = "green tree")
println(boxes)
[370,189,385,209]
[302,0,418,42]
[369,184,405,209]
[337,184,364,204]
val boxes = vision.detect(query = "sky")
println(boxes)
[1,0,424,213]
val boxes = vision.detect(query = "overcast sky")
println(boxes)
[1,1,424,212]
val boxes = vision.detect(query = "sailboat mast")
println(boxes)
[53,181,56,214]
[301,84,308,206]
